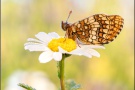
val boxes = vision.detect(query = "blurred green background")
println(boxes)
[1,0,134,90]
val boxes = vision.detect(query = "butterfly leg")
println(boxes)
[72,34,81,48]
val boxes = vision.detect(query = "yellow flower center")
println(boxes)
[48,37,77,52]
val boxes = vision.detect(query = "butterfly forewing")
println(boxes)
[62,14,124,45]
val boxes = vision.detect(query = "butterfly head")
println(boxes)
[61,21,69,31]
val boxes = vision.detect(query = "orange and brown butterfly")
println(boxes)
[61,11,124,45]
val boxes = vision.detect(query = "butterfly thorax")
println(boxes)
[61,21,76,40]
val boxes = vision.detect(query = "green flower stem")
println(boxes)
[59,55,66,90]
[58,54,71,90]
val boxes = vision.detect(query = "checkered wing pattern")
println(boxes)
[62,14,124,45]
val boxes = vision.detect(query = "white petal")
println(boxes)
[80,45,105,49]
[78,46,100,58]
[59,45,100,58]
[48,32,60,38]
[58,45,101,58]
[35,32,51,43]
[78,50,90,57]
[89,45,105,49]
[80,48,100,58]
[26,38,48,45]
[58,47,67,53]
[58,47,82,56]
[67,47,82,55]
[89,49,100,57]
[53,52,62,61]
[24,43,49,51]
[39,51,53,63]
[27,38,44,43]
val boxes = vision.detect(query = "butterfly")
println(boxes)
[61,11,124,45]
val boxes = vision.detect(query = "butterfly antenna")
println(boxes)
[66,10,72,23]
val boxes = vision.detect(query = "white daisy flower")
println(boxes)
[24,32,105,63]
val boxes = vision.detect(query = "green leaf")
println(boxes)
[65,79,81,90]
[18,83,36,90]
